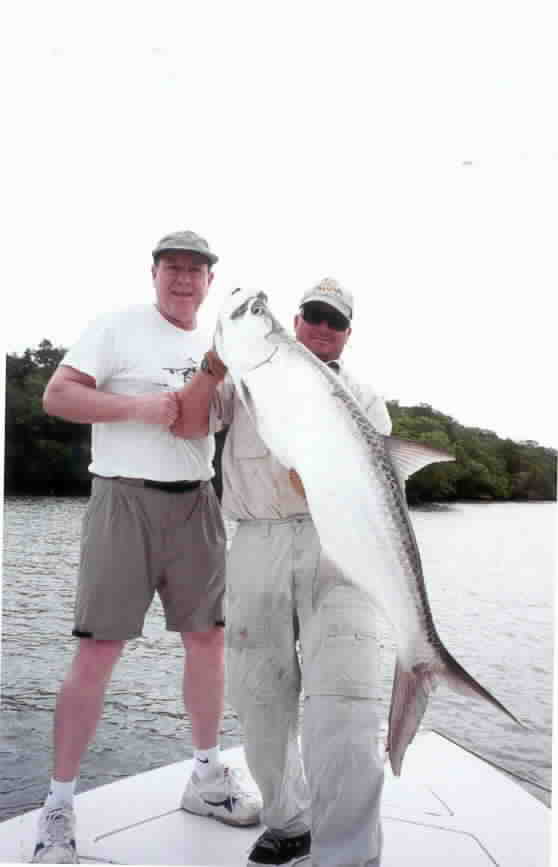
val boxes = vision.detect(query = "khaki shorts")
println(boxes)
[73,477,226,641]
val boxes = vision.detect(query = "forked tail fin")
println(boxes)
[387,647,523,776]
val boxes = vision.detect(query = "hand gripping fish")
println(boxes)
[215,288,522,775]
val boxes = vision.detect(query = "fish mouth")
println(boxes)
[229,291,283,340]
[222,289,286,371]
[230,291,269,321]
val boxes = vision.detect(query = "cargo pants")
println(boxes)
[226,516,384,867]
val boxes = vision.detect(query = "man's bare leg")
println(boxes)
[179,626,261,826]
[181,627,224,749]
[53,638,125,781]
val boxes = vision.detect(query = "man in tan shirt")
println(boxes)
[186,279,391,866]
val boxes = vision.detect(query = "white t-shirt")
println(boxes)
[62,304,214,481]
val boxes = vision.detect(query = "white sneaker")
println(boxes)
[31,804,78,863]
[181,764,262,826]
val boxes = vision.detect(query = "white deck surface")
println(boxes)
[0,731,550,865]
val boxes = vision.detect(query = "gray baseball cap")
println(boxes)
[299,277,353,320]
[152,230,218,266]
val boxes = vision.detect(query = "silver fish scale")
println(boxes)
[352,410,439,651]
[265,306,440,651]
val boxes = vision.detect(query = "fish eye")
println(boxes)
[251,300,265,315]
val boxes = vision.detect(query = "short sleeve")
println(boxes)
[341,370,393,436]
[361,390,393,435]
[61,313,120,387]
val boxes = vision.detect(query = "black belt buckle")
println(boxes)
[143,479,201,493]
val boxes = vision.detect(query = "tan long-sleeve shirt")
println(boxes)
[210,362,392,521]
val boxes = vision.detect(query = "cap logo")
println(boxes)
[318,285,342,296]
[316,278,342,295]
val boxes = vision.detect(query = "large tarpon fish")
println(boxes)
[215,288,521,775]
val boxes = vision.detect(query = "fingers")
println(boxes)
[202,350,228,381]
[134,393,180,426]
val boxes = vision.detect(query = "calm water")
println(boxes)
[0,497,555,821]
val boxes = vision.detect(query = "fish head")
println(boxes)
[215,287,284,375]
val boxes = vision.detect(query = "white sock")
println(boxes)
[193,746,220,780]
[45,778,77,809]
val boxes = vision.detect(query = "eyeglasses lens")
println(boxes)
[302,306,348,332]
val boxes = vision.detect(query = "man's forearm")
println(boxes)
[172,370,221,439]
[43,381,178,426]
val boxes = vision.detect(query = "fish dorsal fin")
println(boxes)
[386,436,455,482]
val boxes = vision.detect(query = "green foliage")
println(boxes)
[5,340,92,494]
[388,401,556,503]
[4,345,556,502]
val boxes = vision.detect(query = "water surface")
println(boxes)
[1,498,554,820]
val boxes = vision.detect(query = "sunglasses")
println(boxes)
[300,304,350,332]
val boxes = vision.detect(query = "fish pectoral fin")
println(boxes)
[288,468,306,500]
[387,659,431,776]
[386,436,455,482]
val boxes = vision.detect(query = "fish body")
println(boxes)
[215,288,521,774]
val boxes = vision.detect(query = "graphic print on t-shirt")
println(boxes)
[162,357,199,387]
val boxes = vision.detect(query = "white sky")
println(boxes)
[2,0,557,448]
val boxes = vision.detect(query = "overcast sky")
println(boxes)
[2,0,556,448]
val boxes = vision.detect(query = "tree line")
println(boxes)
[4,340,556,503]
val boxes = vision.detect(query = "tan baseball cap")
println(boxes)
[299,277,353,320]
[152,230,218,266]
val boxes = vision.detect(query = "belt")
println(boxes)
[96,475,202,493]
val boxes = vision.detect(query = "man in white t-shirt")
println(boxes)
[32,231,262,864]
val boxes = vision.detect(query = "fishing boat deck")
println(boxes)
[0,731,549,865]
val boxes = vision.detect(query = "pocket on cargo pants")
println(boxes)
[302,584,381,699]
